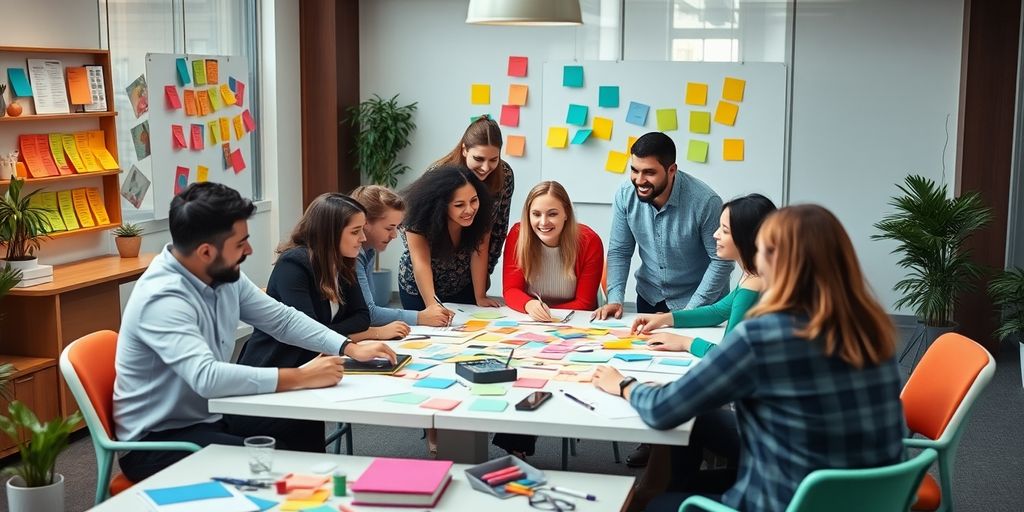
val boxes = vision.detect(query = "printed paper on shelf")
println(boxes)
[27,59,71,114]
[33,135,61,177]
[71,188,96,228]
[74,133,102,172]
[18,136,46,178]
[34,191,66,232]
[61,134,86,173]
[48,134,72,175]
[85,188,110,225]
[172,125,187,150]
[66,67,92,105]
[57,190,80,230]
[87,131,119,170]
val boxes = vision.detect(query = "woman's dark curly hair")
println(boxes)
[401,166,493,258]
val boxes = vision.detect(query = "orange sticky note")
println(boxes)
[470,83,490,105]
[723,138,745,161]
[233,115,245,140]
[183,89,197,117]
[686,82,708,106]
[205,59,219,84]
[508,84,528,106]
[723,77,745,102]
[506,135,526,157]
[66,67,91,105]
[197,165,209,182]
[714,101,739,126]
[546,127,569,148]
[605,151,628,174]
[197,91,212,117]
[219,117,231,142]
[592,117,613,140]
[420,398,461,411]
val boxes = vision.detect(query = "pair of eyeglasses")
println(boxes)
[528,490,576,511]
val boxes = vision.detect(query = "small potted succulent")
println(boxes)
[112,223,143,258]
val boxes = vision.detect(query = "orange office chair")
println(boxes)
[901,333,995,511]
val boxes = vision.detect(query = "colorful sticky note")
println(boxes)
[197,165,209,183]
[685,82,708,106]
[174,166,189,194]
[230,149,246,173]
[175,58,191,86]
[471,384,507,396]
[222,143,231,169]
[192,59,207,86]
[165,85,181,109]
[405,362,437,371]
[626,102,650,126]
[656,109,678,131]
[207,88,223,111]
[506,135,526,157]
[7,68,32,97]
[205,59,219,84]
[470,399,509,412]
[605,151,628,174]
[567,353,612,363]
[233,115,245,140]
[603,339,634,350]
[592,117,613,140]
[171,125,187,149]
[508,84,528,106]
[233,80,245,106]
[183,89,197,116]
[219,117,231,142]
[514,378,548,389]
[546,127,569,148]
[714,101,739,126]
[507,56,528,77]
[420,398,461,411]
[614,353,653,362]
[384,393,430,405]
[470,83,491,105]
[499,104,520,127]
[571,129,592,145]
[627,135,638,155]
[563,65,584,87]
[659,358,693,367]
[723,138,745,161]
[566,104,588,126]
[242,109,257,132]
[723,77,746,102]
[219,84,236,106]
[190,124,204,150]
[689,111,711,134]
[207,120,219,144]
[687,139,709,163]
[197,92,212,116]
[599,86,620,108]
[414,377,456,389]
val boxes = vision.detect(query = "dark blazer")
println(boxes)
[238,246,370,369]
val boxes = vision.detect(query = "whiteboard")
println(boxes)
[541,61,786,205]
[146,53,254,219]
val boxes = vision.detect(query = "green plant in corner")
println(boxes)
[0,404,81,487]
[0,178,52,261]
[347,94,418,189]
[872,175,992,327]
[112,222,143,237]
[989,267,1024,342]
[0,264,20,399]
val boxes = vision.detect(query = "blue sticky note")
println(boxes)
[406,362,437,372]
[563,65,584,87]
[553,332,588,340]
[599,86,620,108]
[591,320,628,328]
[144,481,231,506]
[566,104,588,126]
[626,102,650,126]
[469,398,509,412]
[568,353,612,363]
[571,129,593,145]
[245,495,278,511]
[299,506,339,512]
[7,68,32,97]
[522,341,548,350]
[659,358,693,367]
[414,377,457,389]
[493,320,519,327]
[615,353,653,362]
[229,76,237,92]
[424,352,455,361]
[175,58,191,86]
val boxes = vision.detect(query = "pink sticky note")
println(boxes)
[542,345,575,353]
[165,85,181,109]
[499,104,520,127]
[420,398,461,411]
[514,378,548,389]
[174,166,189,194]
[230,149,246,173]
[502,340,528,346]
[234,80,245,106]
[508,56,528,77]
[171,125,187,149]
[535,352,566,361]
[190,124,204,150]
[516,332,551,342]
[241,109,256,132]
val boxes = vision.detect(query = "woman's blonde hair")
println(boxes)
[515,181,579,282]
[350,185,405,221]
[748,204,895,368]
[431,116,505,196]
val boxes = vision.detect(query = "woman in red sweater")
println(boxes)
[503,180,604,320]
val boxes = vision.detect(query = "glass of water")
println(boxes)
[243,436,275,475]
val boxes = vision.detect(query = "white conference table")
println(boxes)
[90,445,637,512]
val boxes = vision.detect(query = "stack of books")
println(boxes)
[351,458,453,507]
[12,264,53,288]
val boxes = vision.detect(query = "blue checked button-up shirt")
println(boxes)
[606,170,732,310]
[629,312,906,511]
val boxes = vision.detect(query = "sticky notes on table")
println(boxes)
[626,102,650,126]
[685,82,708,105]
[143,481,232,505]
[514,378,548,389]
[689,111,711,134]
[715,101,739,126]
[508,84,529,106]
[400,341,432,350]
[592,320,627,328]
[472,384,507,396]
[280,490,330,510]
[599,86,620,108]
[535,352,566,361]
[516,332,552,342]
[593,117,613,140]
[420,398,462,411]
[659,358,693,367]
[405,362,437,372]
[571,129,593,145]
[722,77,746,102]
[547,127,569,148]
[656,109,678,131]
[175,58,191,85]
[245,494,278,511]
[566,104,588,126]
[568,353,612,363]
[470,399,509,412]
[472,311,505,320]
[603,339,634,350]
[500,104,520,127]
[476,333,505,342]
[414,377,457,389]
[491,327,519,334]
[471,83,491,105]
[506,135,526,157]
[605,151,628,174]
[494,320,520,327]
[165,85,181,109]
[614,353,653,362]
[192,59,207,85]
[508,56,528,77]
[723,139,745,161]
[384,393,430,405]
[687,140,709,163]
[563,65,584,87]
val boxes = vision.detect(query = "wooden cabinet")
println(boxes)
[0,356,59,458]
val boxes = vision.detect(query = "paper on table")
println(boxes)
[308,375,411,402]
[138,481,256,512]
[564,387,639,420]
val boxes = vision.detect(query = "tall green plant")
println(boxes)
[989,267,1024,341]
[0,404,81,487]
[0,178,52,261]
[872,175,992,326]
[348,94,418,188]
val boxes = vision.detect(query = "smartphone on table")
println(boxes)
[515,391,553,411]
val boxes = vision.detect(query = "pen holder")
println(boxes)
[464,455,546,499]
[0,160,13,181]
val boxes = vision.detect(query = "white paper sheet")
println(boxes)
[307,375,412,402]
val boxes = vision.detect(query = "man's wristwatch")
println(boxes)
[618,376,638,398]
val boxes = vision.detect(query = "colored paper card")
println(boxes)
[384,393,430,405]
[233,115,245,140]
[614,353,653,362]
[190,124,205,150]
[414,377,456,389]
[197,165,209,183]
[471,384,507,396]
[471,83,490,105]
[183,89,197,116]
[627,135,638,155]
[207,88,224,111]
[476,333,505,342]
[626,102,649,126]
[71,188,96,227]
[499,104,520,127]
[246,494,278,511]
[687,139,709,163]
[591,320,627,328]
[522,341,548,350]
[566,104,588,126]
[405,362,437,371]
[535,352,566,360]
[57,190,80,230]
[685,82,708,105]
[714,100,739,126]
[241,109,257,132]
[221,143,231,169]
[219,117,231,142]
[508,84,528,106]
[492,327,518,334]
[599,86,620,108]
[505,135,526,157]
[445,355,487,363]
[493,320,519,327]
[470,399,508,412]
[233,80,245,106]
[280,490,330,511]
[61,134,85,173]
[48,134,70,175]
[66,67,91,105]
[400,341,431,350]
[74,133,102,172]
[205,59,219,84]
[192,59,207,85]
[297,506,337,512]
[516,332,551,342]
[513,378,548,389]
[230,149,246,173]
[87,131,119,170]
[563,65,584,87]
[197,91,212,116]
[571,129,592,145]
[174,166,189,194]
[143,481,232,505]
[593,117,613,140]
[723,138,745,161]
[218,84,236,106]
[85,188,110,225]
[164,85,181,109]
[175,58,191,85]
[656,109,678,131]
[8,68,33,96]
[603,340,633,349]
[465,318,492,328]
[421,398,461,411]
[659,358,693,367]
[508,55,528,77]
[546,127,569,148]
[689,111,711,134]
[172,125,187,149]
[567,353,612,363]
[723,77,746,102]
[605,151,628,174]
[207,120,220,144]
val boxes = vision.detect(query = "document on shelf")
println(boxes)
[27,59,71,114]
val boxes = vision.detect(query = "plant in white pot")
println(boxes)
[112,222,144,258]
[1,402,82,512]
[0,178,51,272]
[989,267,1024,386]
[347,94,418,305]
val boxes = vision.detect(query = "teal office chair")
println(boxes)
[679,448,937,512]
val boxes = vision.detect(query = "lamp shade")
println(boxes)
[466,0,583,26]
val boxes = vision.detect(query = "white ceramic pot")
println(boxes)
[6,473,64,512]
[3,258,38,272]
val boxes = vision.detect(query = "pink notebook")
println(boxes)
[352,458,454,507]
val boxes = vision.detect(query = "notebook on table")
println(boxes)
[351,458,454,507]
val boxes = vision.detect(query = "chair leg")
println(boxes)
[561,438,569,470]
[325,423,348,455]
[570,438,578,456]
[612,441,622,463]
[94,449,113,505]
[344,424,354,455]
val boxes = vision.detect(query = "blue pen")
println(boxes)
[211,477,271,488]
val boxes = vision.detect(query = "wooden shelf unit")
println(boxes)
[0,111,117,122]
[0,356,59,458]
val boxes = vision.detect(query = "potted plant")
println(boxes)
[0,178,51,272]
[112,222,144,258]
[989,267,1024,386]
[1,403,82,512]
[872,175,992,366]
[347,94,418,305]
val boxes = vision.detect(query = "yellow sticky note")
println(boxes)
[605,150,628,173]
[546,127,569,148]
[627,136,638,155]
[400,341,431,349]
[280,490,330,511]
[471,83,491,105]
[219,84,237,105]
[476,333,505,342]
[723,77,746,102]
[508,84,528,106]
[723,138,745,161]
[207,121,219,144]
[233,115,245,140]
[464,319,490,331]
[714,101,739,126]
[506,135,526,157]
[686,82,708,106]
[656,109,678,131]
[603,339,633,350]
[689,111,711,134]
[197,165,209,182]
[446,355,488,363]
[219,117,231,142]
[593,117,613,140]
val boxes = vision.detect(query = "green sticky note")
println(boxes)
[384,393,430,405]
[656,109,678,131]
[598,86,619,108]
[687,140,709,163]
[566,104,588,126]
[563,65,584,87]
[568,353,612,363]
[689,111,711,134]
[470,113,492,123]
[470,311,505,320]
[471,384,507,396]
[192,60,207,85]
[469,399,509,412]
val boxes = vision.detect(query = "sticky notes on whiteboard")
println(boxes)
[566,104,588,126]
[546,127,569,148]
[627,136,638,155]
[605,151,629,173]
[656,109,678,131]
[687,140,709,163]
[571,129,592,145]
[499,105,520,127]
[722,77,746,102]
[689,111,711,134]
[508,84,529,106]
[686,82,708,106]
[506,135,526,157]
[563,65,584,87]
[723,139,745,161]
[626,102,649,126]
[471,84,491,105]
[714,101,739,126]
[592,117,613,140]
[599,86,620,108]
[507,56,528,77]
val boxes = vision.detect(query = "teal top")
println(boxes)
[671,286,760,357]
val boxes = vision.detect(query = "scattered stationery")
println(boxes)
[420,398,461,411]
[414,377,457,389]
[567,353,612,363]
[351,458,453,507]
[139,480,257,511]
[513,377,548,389]
[66,67,92,105]
[659,358,693,367]
[404,362,436,371]
[384,393,430,405]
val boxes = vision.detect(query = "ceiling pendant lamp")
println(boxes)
[466,0,583,26]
